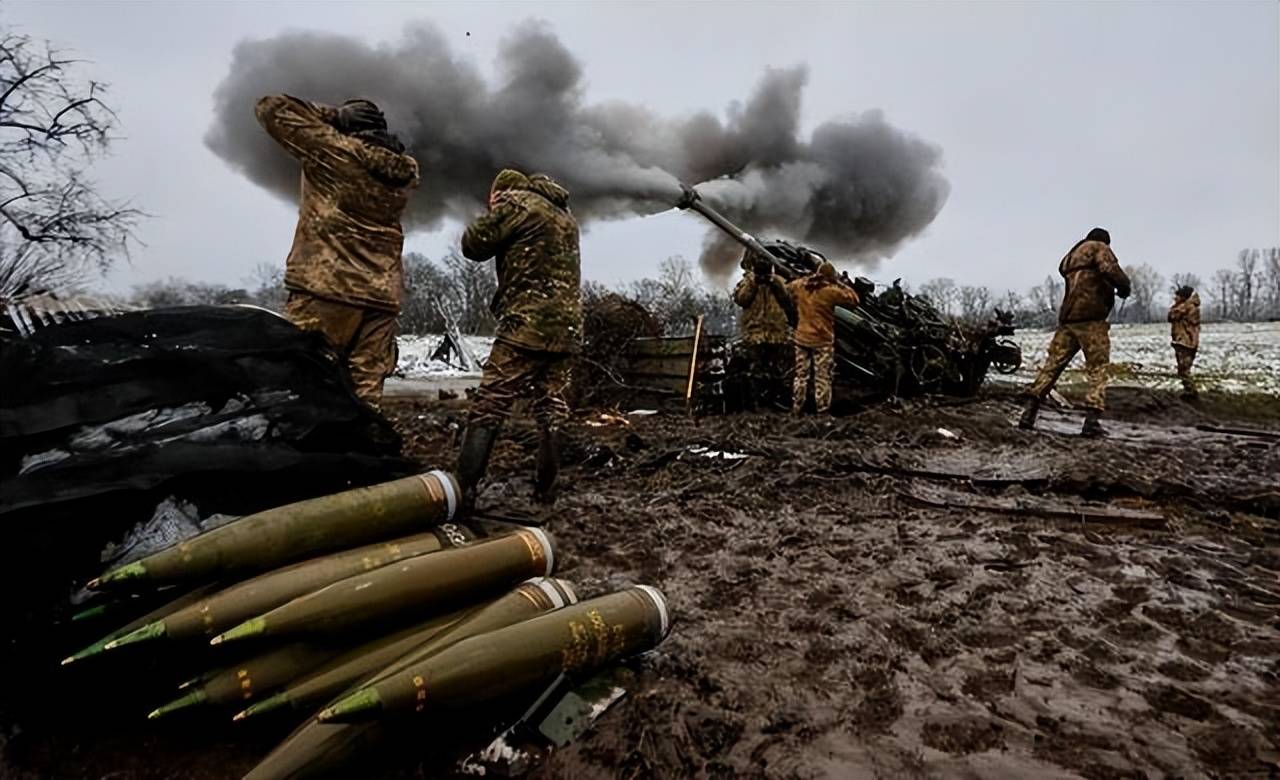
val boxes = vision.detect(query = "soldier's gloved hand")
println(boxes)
[335,100,386,133]
[1117,288,1130,299]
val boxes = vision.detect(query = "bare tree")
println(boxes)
[1262,247,1280,319]
[0,31,141,298]
[242,262,285,311]
[1233,248,1260,321]
[1025,274,1064,327]
[917,277,958,317]
[1211,268,1235,320]
[1118,263,1164,323]
[957,285,993,326]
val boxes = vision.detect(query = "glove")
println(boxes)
[336,100,386,133]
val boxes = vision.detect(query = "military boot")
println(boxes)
[1080,409,1106,438]
[533,429,562,505]
[1017,396,1041,430]
[456,424,500,519]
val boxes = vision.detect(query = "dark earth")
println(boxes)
[3,385,1277,778]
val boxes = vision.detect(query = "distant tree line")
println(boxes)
[127,254,739,338]
[126,246,1278,339]
[915,247,1280,329]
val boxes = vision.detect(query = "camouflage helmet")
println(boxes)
[817,261,837,279]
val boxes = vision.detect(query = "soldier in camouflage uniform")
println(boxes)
[256,95,420,407]
[1168,286,1201,399]
[786,262,860,415]
[455,169,583,515]
[731,250,795,410]
[1020,227,1131,436]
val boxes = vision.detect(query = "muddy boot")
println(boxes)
[533,429,562,505]
[456,424,500,519]
[1080,409,1106,438]
[1017,396,1041,430]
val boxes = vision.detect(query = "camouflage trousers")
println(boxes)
[1174,344,1197,394]
[469,340,572,431]
[1027,320,1110,411]
[793,343,835,414]
[284,292,397,407]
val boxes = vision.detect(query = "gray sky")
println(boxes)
[8,1,1278,295]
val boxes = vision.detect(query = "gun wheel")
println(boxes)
[990,339,1023,374]
[909,344,948,386]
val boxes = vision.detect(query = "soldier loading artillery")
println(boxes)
[676,184,1021,408]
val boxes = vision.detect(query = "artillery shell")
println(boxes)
[147,642,337,719]
[91,471,462,589]
[319,586,669,723]
[103,527,472,651]
[212,529,554,646]
[62,582,222,665]
[236,577,576,722]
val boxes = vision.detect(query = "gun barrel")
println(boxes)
[675,185,789,275]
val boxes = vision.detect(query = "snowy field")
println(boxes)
[394,322,1280,396]
[1006,321,1280,395]
[394,334,494,378]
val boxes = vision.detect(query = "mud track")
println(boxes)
[388,386,1279,779]
[1,388,1274,779]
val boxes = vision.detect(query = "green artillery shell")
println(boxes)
[243,691,540,780]
[235,577,576,721]
[148,642,336,719]
[91,471,462,589]
[213,529,554,646]
[104,528,473,651]
[62,582,222,665]
[319,586,670,723]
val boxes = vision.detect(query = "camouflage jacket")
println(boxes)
[1168,292,1201,350]
[1057,240,1131,324]
[256,95,421,313]
[733,270,792,345]
[786,276,860,349]
[460,176,583,353]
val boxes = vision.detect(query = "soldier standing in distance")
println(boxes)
[1019,227,1131,436]
[255,95,420,407]
[456,169,582,517]
[1168,285,1201,400]
[786,262,859,415]
[731,250,795,410]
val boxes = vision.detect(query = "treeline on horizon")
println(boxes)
[125,247,1280,338]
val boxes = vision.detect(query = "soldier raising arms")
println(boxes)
[255,95,420,407]
[731,250,795,410]
[455,169,583,517]
[786,261,859,415]
[1019,227,1131,436]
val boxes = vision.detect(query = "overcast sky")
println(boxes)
[8,1,1278,295]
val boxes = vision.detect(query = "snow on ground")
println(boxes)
[395,334,494,378]
[1004,321,1280,395]
[396,322,1280,396]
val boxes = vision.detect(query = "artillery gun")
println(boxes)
[675,184,1021,403]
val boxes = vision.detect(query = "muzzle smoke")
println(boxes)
[206,21,949,277]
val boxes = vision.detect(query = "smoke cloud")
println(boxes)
[206,20,949,277]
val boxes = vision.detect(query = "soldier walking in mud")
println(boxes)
[731,250,795,410]
[256,95,420,408]
[1019,227,1131,436]
[786,262,859,415]
[455,169,582,517]
[1168,285,1201,400]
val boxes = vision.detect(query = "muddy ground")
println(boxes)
[389,386,1280,780]
[2,386,1276,779]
